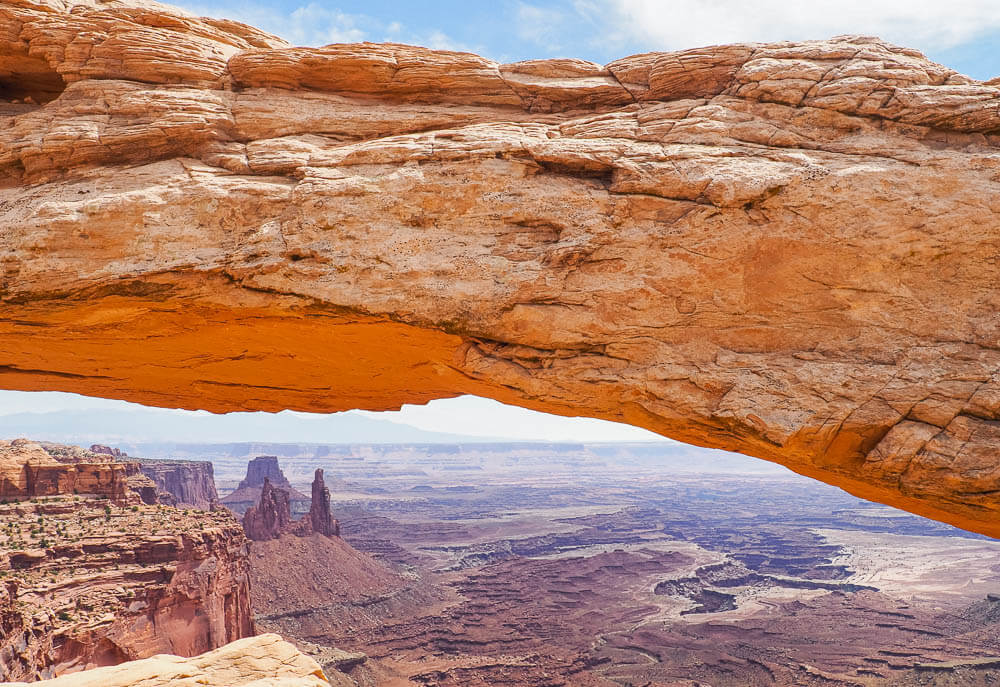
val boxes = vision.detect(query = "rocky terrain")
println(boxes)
[0,440,130,502]
[136,460,218,510]
[0,440,255,681]
[241,468,339,540]
[0,0,998,537]
[4,633,330,687]
[222,456,309,516]
[208,443,1000,686]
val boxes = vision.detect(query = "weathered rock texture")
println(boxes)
[0,439,129,501]
[242,469,339,541]
[222,456,308,515]
[304,469,339,538]
[0,489,254,680]
[1,1,999,535]
[242,477,292,541]
[3,633,330,687]
[139,459,219,509]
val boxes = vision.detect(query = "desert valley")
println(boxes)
[3,437,1000,686]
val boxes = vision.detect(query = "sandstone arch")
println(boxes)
[1,1,999,536]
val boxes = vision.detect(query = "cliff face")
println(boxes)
[0,440,129,502]
[222,456,308,515]
[1,0,999,536]
[242,478,292,540]
[304,469,339,538]
[139,460,219,509]
[0,498,254,681]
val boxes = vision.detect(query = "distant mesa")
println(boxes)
[89,444,126,459]
[0,439,130,502]
[242,467,340,541]
[90,443,219,510]
[221,456,308,515]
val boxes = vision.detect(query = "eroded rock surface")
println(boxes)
[0,440,254,681]
[223,456,308,515]
[3,633,330,687]
[1,0,999,535]
[242,468,339,540]
[139,459,219,509]
[0,439,129,502]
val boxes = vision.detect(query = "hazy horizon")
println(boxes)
[0,390,668,444]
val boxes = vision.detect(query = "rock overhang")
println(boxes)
[0,0,998,537]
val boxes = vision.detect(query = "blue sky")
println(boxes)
[172,0,1000,80]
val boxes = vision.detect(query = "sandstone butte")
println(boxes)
[0,0,999,540]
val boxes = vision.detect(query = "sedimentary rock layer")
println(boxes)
[139,459,218,509]
[0,497,255,681]
[1,1,999,535]
[0,439,255,681]
[0,440,129,501]
[222,456,308,515]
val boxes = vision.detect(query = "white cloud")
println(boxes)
[599,0,1000,52]
[515,2,569,49]
[285,3,365,45]
[172,1,367,46]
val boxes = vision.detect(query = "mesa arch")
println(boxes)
[1,1,999,537]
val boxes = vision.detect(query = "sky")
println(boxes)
[4,1,997,444]
[0,391,665,442]
[169,0,1000,80]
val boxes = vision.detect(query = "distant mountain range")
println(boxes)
[0,408,504,445]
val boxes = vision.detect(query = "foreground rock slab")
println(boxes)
[0,1,999,536]
[2,633,330,687]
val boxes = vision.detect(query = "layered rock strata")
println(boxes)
[0,0,999,535]
[3,633,331,687]
[0,440,129,502]
[242,469,339,540]
[0,479,254,680]
[138,459,219,509]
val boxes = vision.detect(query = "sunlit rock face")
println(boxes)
[1,1,999,535]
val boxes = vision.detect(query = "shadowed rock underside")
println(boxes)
[0,0,999,536]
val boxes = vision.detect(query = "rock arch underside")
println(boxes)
[1,0,999,536]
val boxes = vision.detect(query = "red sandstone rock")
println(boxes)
[300,469,339,538]
[222,456,308,514]
[0,498,254,681]
[0,440,129,502]
[138,460,218,509]
[242,478,292,541]
[242,468,339,541]
[0,0,998,538]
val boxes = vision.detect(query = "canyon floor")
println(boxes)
[182,442,1000,686]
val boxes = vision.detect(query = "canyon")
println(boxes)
[4,436,1000,685]
[0,0,997,539]
[0,439,254,681]
[208,444,1000,686]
